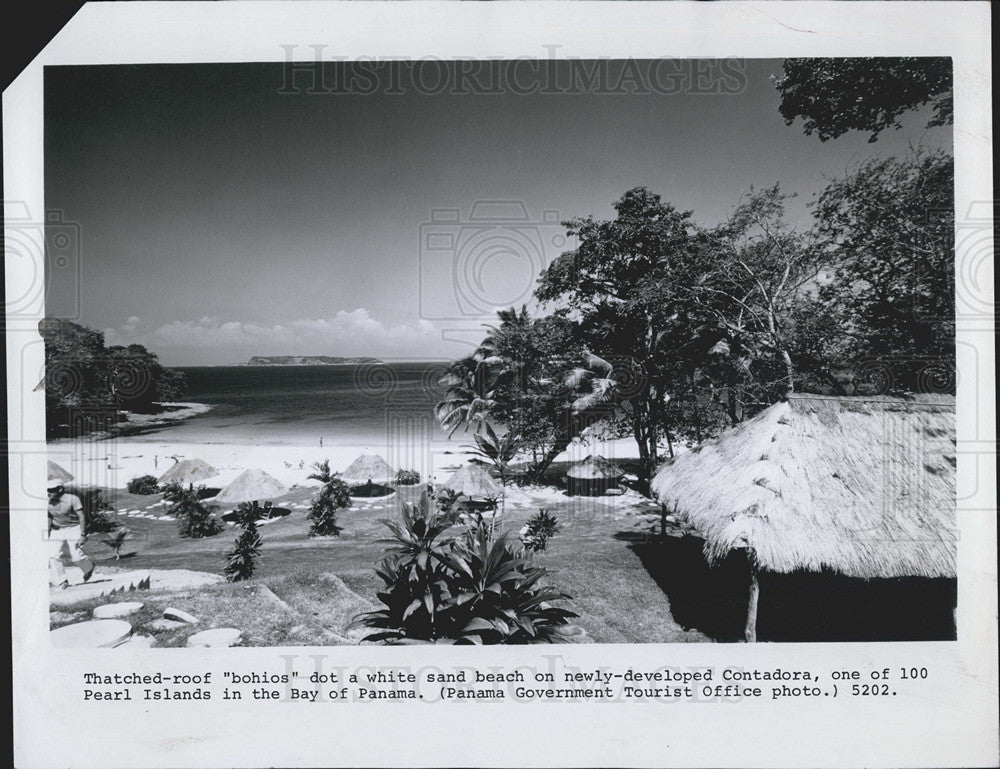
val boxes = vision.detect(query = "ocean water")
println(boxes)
[145,362,461,450]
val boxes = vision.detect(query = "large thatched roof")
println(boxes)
[440,463,502,499]
[158,458,217,486]
[651,394,956,580]
[215,468,288,504]
[341,454,395,485]
[566,455,625,479]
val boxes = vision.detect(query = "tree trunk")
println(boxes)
[744,561,759,643]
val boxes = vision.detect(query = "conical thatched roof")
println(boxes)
[441,463,502,500]
[341,454,395,485]
[214,468,288,504]
[566,455,625,480]
[47,460,74,483]
[651,394,956,580]
[158,458,217,486]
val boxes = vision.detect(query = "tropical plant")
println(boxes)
[164,482,223,539]
[100,528,129,560]
[224,502,263,582]
[307,459,335,485]
[126,475,160,495]
[519,509,559,553]
[307,475,350,537]
[463,422,520,486]
[394,469,421,485]
[350,493,577,644]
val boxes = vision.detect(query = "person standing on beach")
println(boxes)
[47,480,89,587]
[320,437,323,447]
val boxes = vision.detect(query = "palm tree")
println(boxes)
[434,354,503,437]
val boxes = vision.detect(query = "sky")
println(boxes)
[44,59,950,366]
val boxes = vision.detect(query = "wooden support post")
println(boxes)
[745,561,759,643]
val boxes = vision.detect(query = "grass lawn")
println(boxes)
[63,482,710,645]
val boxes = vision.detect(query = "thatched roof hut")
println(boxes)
[158,458,217,486]
[214,468,288,504]
[566,455,625,496]
[341,454,395,486]
[47,460,74,484]
[440,463,502,500]
[651,393,956,640]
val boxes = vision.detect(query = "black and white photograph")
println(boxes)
[4,4,995,768]
[40,56,958,646]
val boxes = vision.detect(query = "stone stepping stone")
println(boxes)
[146,618,187,631]
[51,619,133,648]
[49,611,82,624]
[128,510,142,515]
[186,628,241,647]
[119,634,156,648]
[93,601,144,619]
[163,607,199,624]
[156,515,174,521]
[348,507,359,511]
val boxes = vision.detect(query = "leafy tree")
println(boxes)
[691,185,821,421]
[164,482,223,538]
[351,493,577,644]
[307,474,351,537]
[224,503,263,582]
[535,187,707,490]
[39,318,188,437]
[806,148,955,392]
[774,57,952,142]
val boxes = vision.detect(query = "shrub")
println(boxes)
[394,469,421,486]
[224,502,263,582]
[349,481,394,498]
[520,509,559,553]
[308,476,350,537]
[351,493,577,644]
[126,475,160,495]
[164,482,223,538]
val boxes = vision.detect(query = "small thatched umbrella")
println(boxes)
[341,454,395,486]
[440,463,502,511]
[214,468,288,505]
[650,393,957,642]
[47,460,74,485]
[158,458,218,487]
[566,455,625,496]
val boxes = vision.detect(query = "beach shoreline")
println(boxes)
[48,425,651,492]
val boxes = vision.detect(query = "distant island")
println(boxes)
[243,356,383,366]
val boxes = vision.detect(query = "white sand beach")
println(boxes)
[49,411,648,491]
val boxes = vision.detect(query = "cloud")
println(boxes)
[103,309,441,360]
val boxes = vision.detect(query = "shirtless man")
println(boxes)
[47,479,89,587]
